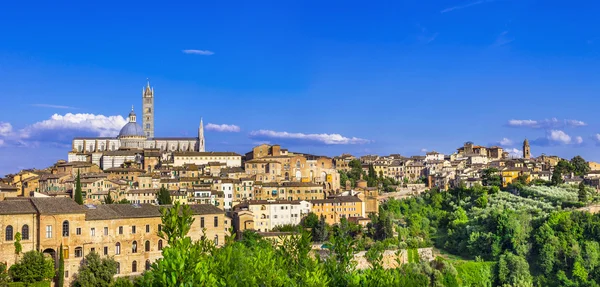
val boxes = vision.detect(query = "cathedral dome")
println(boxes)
[118,107,146,138]
[119,122,145,138]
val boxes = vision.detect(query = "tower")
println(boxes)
[198,118,205,152]
[142,80,154,138]
[523,138,531,159]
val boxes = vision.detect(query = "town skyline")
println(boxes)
[2,0,600,175]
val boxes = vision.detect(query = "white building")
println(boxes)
[171,152,242,168]
[234,200,312,232]
[425,151,445,162]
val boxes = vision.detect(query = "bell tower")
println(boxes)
[142,80,154,138]
[523,138,531,159]
[198,118,205,152]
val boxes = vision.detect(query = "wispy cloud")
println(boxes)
[420,148,428,152]
[205,123,241,132]
[441,0,495,13]
[505,148,523,158]
[249,130,371,145]
[31,104,77,109]
[492,30,514,47]
[416,24,438,44]
[531,130,583,146]
[498,137,513,146]
[507,118,587,129]
[182,49,214,56]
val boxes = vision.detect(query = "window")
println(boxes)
[91,228,95,236]
[132,261,137,273]
[145,260,151,271]
[158,240,163,251]
[132,226,136,234]
[132,241,138,253]
[62,221,69,237]
[200,217,205,228]
[214,235,219,246]
[146,225,150,233]
[119,226,123,235]
[90,247,95,253]
[145,241,150,252]
[21,225,29,240]
[103,227,108,236]
[76,228,81,235]
[214,216,218,227]
[115,243,121,255]
[158,224,161,232]
[75,247,83,258]
[116,263,120,274]
[65,271,69,278]
[46,225,52,238]
[5,226,13,241]
[104,246,108,255]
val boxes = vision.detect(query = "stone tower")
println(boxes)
[198,118,205,152]
[142,81,154,138]
[523,138,531,159]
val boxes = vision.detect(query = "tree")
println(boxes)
[104,192,115,204]
[157,187,172,205]
[57,243,65,287]
[0,262,9,285]
[112,277,134,287]
[72,252,117,287]
[551,168,564,186]
[482,168,502,187]
[9,250,55,283]
[14,232,22,255]
[74,170,83,205]
[312,215,329,242]
[578,181,588,203]
[301,212,319,229]
[571,156,590,176]
[117,199,130,204]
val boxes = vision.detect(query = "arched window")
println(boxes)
[158,240,163,251]
[132,261,137,273]
[5,226,13,241]
[21,225,29,240]
[116,262,120,274]
[145,240,150,252]
[214,235,219,246]
[132,241,137,253]
[145,260,151,270]
[296,160,301,168]
[115,242,121,255]
[62,221,69,237]
[285,172,289,181]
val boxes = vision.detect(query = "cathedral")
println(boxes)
[68,82,206,169]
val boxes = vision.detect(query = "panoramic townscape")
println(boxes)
[2,83,600,286]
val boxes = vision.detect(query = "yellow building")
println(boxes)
[310,196,364,225]
[501,168,531,187]
[0,198,226,286]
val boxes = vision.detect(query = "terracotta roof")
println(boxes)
[310,196,362,204]
[173,151,241,157]
[0,183,18,191]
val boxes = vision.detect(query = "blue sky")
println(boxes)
[1,0,599,176]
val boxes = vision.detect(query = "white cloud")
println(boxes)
[594,134,600,145]
[499,137,513,146]
[32,104,77,109]
[249,130,371,145]
[505,148,523,158]
[441,0,495,13]
[575,136,583,144]
[507,118,587,129]
[548,130,571,144]
[420,148,428,152]
[182,49,214,56]
[0,139,4,147]
[0,122,12,137]
[205,123,240,132]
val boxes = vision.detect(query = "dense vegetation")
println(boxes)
[338,159,408,192]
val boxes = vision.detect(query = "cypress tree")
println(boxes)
[57,243,64,287]
[74,170,83,205]
[104,192,115,204]
[157,187,172,205]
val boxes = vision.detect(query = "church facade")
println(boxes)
[68,82,206,169]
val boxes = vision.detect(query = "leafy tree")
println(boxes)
[157,187,172,205]
[551,168,563,186]
[9,250,55,283]
[312,215,329,242]
[0,262,9,285]
[482,168,502,187]
[72,252,118,287]
[301,212,319,229]
[578,181,588,203]
[57,244,64,287]
[112,277,134,287]
[497,252,532,287]
[571,155,590,176]
[14,232,22,255]
[117,199,130,204]
[555,160,573,175]
[104,192,115,204]
[74,170,83,205]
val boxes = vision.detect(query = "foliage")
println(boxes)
[72,252,118,287]
[13,232,22,255]
[271,224,301,232]
[116,199,130,204]
[301,212,319,228]
[571,156,590,176]
[57,243,64,287]
[0,262,9,285]
[157,187,172,205]
[74,170,83,205]
[111,277,134,287]
[103,192,115,204]
[8,251,55,284]
[578,181,588,203]
[482,168,502,187]
[312,215,329,242]
[551,168,564,186]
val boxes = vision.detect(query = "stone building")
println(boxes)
[0,198,226,285]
